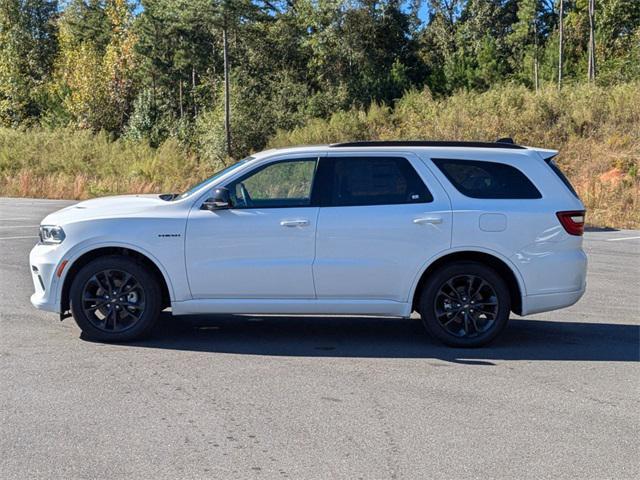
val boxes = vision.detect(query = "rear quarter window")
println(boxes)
[547,159,580,199]
[432,158,542,199]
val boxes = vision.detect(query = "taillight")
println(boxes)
[557,210,586,236]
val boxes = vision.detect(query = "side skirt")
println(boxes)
[171,298,411,318]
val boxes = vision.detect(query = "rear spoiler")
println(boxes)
[531,148,559,162]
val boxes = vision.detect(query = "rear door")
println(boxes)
[313,152,452,302]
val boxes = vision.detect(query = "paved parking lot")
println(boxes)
[1,197,639,479]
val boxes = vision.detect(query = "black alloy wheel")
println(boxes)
[434,274,499,338]
[81,269,146,333]
[69,255,161,342]
[419,261,511,347]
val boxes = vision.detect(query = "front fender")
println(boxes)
[54,239,185,311]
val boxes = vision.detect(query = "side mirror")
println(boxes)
[202,187,232,211]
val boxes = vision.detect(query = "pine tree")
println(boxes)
[0,0,58,126]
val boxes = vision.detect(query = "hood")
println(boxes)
[42,194,168,225]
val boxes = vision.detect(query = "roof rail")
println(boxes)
[329,140,525,150]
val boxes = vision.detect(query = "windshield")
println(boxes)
[176,157,254,199]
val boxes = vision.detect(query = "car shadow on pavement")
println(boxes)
[117,312,640,364]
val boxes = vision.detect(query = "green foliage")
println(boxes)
[193,69,310,163]
[270,82,640,147]
[0,0,638,159]
[0,1,637,227]
[49,0,137,132]
[0,0,58,126]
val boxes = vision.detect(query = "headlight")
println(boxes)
[39,225,66,244]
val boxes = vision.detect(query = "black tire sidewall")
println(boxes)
[69,255,161,342]
[420,261,511,348]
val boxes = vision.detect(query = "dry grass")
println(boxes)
[4,171,182,199]
[1,83,638,228]
[562,137,639,228]
[270,82,640,229]
[0,127,216,199]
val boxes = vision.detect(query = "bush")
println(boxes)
[270,82,640,228]
[1,82,638,228]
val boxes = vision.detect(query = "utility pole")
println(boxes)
[558,0,564,89]
[222,21,231,157]
[534,20,539,92]
[192,66,197,117]
[587,0,596,82]
[179,79,183,119]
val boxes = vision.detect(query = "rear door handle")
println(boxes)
[280,219,310,227]
[413,216,443,225]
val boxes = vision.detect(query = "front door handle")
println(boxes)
[280,219,310,227]
[413,216,443,225]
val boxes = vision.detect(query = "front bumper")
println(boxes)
[29,242,66,314]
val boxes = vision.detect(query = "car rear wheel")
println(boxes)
[419,261,511,347]
[69,255,161,342]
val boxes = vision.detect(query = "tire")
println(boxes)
[69,255,161,342]
[419,261,511,348]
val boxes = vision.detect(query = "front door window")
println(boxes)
[227,158,317,208]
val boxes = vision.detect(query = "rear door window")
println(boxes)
[324,157,433,206]
[432,158,542,199]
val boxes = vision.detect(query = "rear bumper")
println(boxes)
[513,241,588,316]
[520,285,586,316]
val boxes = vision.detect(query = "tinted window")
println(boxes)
[432,159,541,199]
[547,159,580,199]
[327,157,433,206]
[227,158,317,208]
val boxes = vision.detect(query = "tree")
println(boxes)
[187,0,264,155]
[587,0,596,81]
[0,0,58,126]
[2,0,640,138]
[558,0,564,87]
[593,0,640,82]
[62,0,111,51]
[304,1,419,104]
[52,0,137,131]
[510,0,548,89]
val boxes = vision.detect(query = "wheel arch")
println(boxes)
[410,249,525,316]
[59,245,173,315]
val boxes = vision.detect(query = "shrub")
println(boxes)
[1,82,638,228]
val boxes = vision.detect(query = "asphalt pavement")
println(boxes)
[1,197,638,480]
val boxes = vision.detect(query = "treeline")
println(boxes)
[1,0,639,162]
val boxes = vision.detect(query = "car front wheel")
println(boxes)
[419,261,511,347]
[69,255,161,342]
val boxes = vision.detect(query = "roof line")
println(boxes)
[329,140,526,150]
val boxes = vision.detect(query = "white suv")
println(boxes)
[29,140,587,347]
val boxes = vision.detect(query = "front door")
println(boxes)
[313,153,452,303]
[185,157,319,299]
